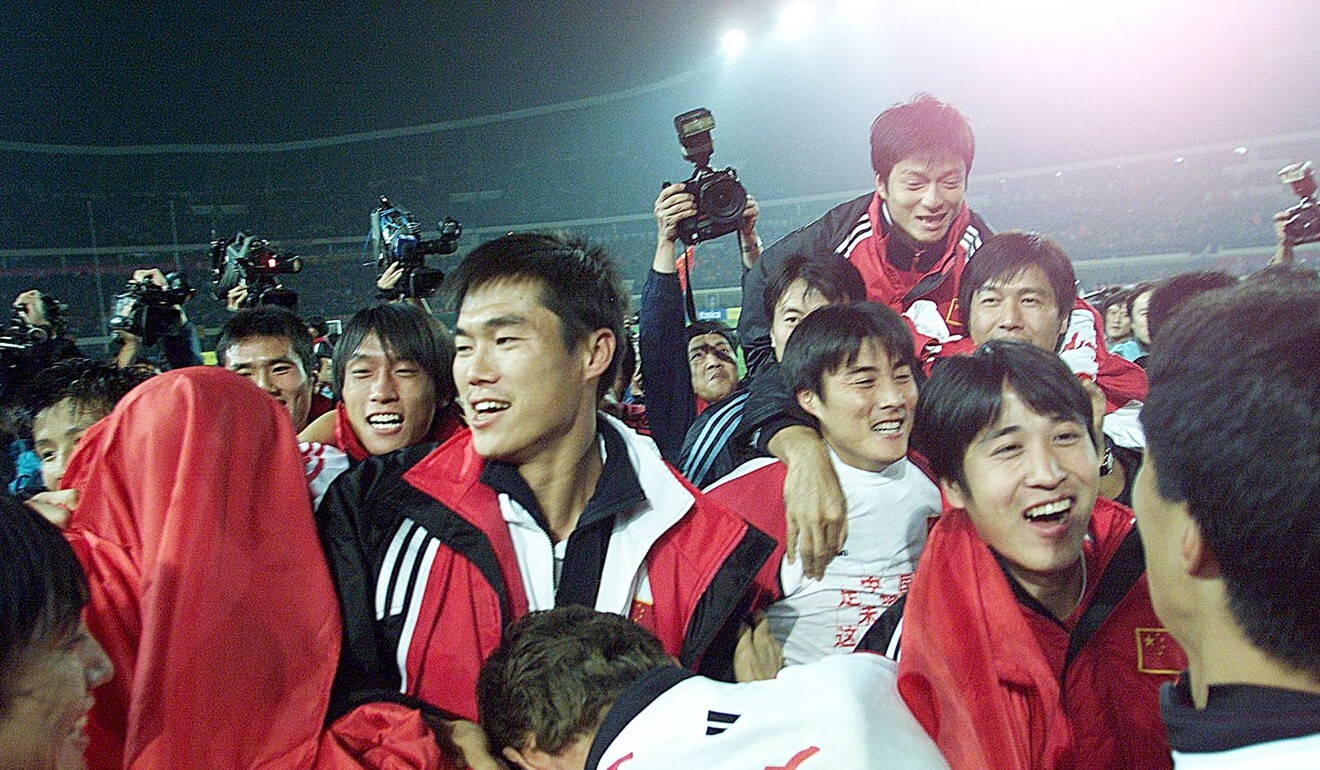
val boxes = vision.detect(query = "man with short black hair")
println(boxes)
[1112,280,1158,364]
[862,341,1182,769]
[316,231,774,770]
[216,306,327,431]
[707,303,939,664]
[1135,282,1320,766]
[684,319,740,407]
[733,94,988,578]
[23,358,153,526]
[476,606,948,770]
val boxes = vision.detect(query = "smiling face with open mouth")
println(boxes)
[877,153,967,246]
[0,619,113,769]
[798,338,918,473]
[341,332,438,456]
[943,385,1099,591]
[453,278,606,467]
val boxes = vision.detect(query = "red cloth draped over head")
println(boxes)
[62,367,343,769]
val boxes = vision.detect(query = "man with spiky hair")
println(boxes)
[316,231,775,770]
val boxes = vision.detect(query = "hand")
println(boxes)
[26,489,80,529]
[131,268,168,288]
[225,283,249,312]
[1081,378,1106,452]
[377,261,405,292]
[436,719,507,770]
[770,425,847,580]
[13,289,48,327]
[654,183,697,245]
[734,612,783,682]
[740,195,760,237]
[1272,210,1295,265]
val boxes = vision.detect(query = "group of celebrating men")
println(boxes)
[1,93,1316,770]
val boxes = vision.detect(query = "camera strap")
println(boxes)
[681,245,698,324]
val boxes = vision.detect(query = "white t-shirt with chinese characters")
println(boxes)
[767,450,940,665]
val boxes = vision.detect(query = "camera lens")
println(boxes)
[700,175,747,221]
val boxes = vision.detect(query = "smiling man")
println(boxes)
[706,303,939,665]
[216,306,326,431]
[861,341,1182,770]
[315,231,774,770]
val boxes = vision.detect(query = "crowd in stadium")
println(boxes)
[1,94,1317,769]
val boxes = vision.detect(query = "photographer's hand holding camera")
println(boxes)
[654,184,761,270]
[111,268,204,370]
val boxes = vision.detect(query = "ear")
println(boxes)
[940,477,969,511]
[502,746,541,770]
[874,172,889,200]
[795,389,820,419]
[1180,514,1221,579]
[581,329,617,384]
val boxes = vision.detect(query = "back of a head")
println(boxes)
[332,303,456,405]
[957,230,1077,330]
[447,231,628,400]
[870,93,975,182]
[781,302,919,399]
[0,499,88,714]
[762,253,868,321]
[1142,282,1320,678]
[1145,270,1237,345]
[477,606,671,758]
[216,306,315,376]
[912,340,1095,489]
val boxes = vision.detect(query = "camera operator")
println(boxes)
[1272,160,1320,265]
[2,290,81,398]
[111,268,204,371]
[640,183,760,464]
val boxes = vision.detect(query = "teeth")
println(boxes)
[872,419,902,434]
[1025,499,1071,520]
[475,401,509,414]
[367,414,403,427]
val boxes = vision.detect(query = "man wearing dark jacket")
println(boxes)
[736,94,989,578]
[315,232,774,770]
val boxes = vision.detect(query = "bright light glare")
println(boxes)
[1233,146,1248,155]
[778,1,818,35]
[721,28,748,58]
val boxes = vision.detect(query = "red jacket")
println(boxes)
[896,498,1184,770]
[315,418,774,727]
[63,367,441,769]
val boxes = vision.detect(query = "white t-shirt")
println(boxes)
[768,451,940,664]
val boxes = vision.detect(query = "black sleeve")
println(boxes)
[638,269,695,465]
[314,449,429,723]
[729,361,813,462]
[160,320,205,370]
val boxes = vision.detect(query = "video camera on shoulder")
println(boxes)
[370,197,461,300]
[210,233,302,309]
[1278,161,1320,246]
[107,270,194,345]
[669,107,748,246]
[0,306,55,352]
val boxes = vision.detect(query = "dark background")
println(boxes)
[2,0,1318,338]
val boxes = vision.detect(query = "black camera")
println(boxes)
[1278,161,1320,246]
[210,233,302,309]
[670,107,747,246]
[107,271,194,345]
[0,307,52,352]
[370,197,461,299]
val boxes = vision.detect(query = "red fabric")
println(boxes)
[313,703,443,769]
[849,194,974,338]
[63,367,343,769]
[333,401,466,462]
[896,499,1182,770]
[388,427,764,722]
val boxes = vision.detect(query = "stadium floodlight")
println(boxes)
[721,28,748,58]
[777,1,818,35]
